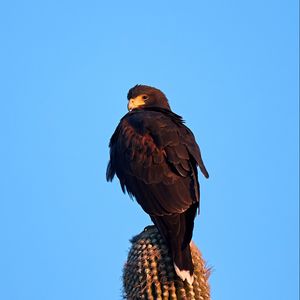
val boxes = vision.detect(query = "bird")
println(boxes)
[106,85,209,284]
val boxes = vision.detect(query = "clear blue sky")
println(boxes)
[0,1,298,299]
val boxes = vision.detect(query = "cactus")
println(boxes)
[123,226,210,300]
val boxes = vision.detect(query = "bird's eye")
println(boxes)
[142,95,149,100]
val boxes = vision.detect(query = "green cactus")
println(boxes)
[123,226,210,300]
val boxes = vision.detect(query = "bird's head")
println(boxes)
[127,85,171,111]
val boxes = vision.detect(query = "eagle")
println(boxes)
[106,85,209,284]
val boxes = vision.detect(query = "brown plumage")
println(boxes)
[106,85,209,284]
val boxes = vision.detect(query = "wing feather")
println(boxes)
[106,109,208,216]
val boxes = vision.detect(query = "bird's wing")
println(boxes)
[178,124,209,179]
[107,110,208,216]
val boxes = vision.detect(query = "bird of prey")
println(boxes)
[106,85,209,284]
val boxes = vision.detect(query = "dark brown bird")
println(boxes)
[106,85,209,284]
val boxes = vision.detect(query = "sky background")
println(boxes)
[0,1,299,299]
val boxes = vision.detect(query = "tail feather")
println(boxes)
[173,242,194,284]
[174,262,194,285]
[150,205,197,284]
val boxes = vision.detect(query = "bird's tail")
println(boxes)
[151,204,197,285]
[173,243,194,285]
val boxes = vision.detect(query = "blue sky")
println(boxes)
[0,1,298,299]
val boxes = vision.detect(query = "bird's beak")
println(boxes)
[127,96,146,111]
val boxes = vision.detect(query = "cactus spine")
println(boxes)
[123,226,210,300]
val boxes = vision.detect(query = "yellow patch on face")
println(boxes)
[127,95,148,111]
